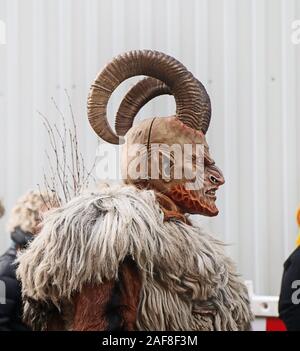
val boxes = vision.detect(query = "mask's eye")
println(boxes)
[210,175,219,184]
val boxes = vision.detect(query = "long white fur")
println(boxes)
[16,184,253,330]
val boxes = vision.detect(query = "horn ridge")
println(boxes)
[88,50,211,144]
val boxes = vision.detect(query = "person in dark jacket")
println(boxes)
[0,228,33,331]
[279,207,300,331]
[279,246,300,330]
[0,191,57,331]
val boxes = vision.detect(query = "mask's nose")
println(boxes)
[209,167,225,187]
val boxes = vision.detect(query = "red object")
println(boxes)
[266,318,287,331]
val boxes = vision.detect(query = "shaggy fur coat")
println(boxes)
[16,185,253,331]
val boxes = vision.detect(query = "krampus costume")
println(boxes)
[17,50,253,331]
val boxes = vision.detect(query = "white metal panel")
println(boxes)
[252,0,269,295]
[223,0,239,261]
[0,0,299,295]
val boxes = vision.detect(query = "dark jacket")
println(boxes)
[279,246,300,331]
[0,228,33,331]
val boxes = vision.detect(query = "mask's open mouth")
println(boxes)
[166,184,220,217]
[205,188,218,199]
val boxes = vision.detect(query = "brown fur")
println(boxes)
[72,281,115,331]
[72,258,142,331]
[118,259,142,330]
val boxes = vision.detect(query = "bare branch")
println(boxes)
[37,93,96,206]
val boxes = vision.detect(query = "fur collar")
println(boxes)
[17,185,253,330]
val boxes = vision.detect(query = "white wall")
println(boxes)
[0,0,300,295]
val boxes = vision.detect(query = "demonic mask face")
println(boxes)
[122,117,225,216]
[166,149,224,216]
[87,50,224,217]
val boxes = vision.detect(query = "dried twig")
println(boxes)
[37,93,96,208]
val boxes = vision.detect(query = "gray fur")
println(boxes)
[17,185,253,330]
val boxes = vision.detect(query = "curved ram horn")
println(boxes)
[115,77,171,136]
[87,50,211,144]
